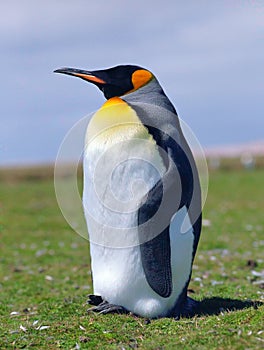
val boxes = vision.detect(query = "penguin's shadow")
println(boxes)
[195,297,262,316]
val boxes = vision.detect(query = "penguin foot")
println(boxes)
[169,297,200,320]
[174,297,200,319]
[87,294,103,306]
[88,299,128,315]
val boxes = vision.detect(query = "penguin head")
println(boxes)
[54,65,154,99]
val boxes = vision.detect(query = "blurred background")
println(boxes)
[1,0,264,167]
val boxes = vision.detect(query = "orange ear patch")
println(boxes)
[131,69,153,92]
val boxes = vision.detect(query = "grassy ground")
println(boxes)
[0,167,263,349]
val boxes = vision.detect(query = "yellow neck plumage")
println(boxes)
[86,97,150,145]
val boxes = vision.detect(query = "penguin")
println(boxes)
[54,65,202,319]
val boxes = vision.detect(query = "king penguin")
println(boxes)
[54,65,202,319]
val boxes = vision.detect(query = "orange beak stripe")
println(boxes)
[73,73,106,84]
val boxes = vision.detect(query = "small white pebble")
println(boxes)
[81,285,90,290]
[255,337,264,343]
[32,320,39,326]
[252,280,264,285]
[45,275,54,281]
[202,219,211,227]
[211,280,223,286]
[79,325,86,331]
[194,277,202,282]
[10,311,20,316]
[247,330,252,336]
[251,270,264,277]
[20,324,27,332]
[221,249,229,256]
[38,325,50,331]
[35,249,47,257]
[75,343,81,350]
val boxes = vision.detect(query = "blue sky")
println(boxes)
[1,0,264,165]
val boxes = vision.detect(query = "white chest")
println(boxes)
[83,121,166,247]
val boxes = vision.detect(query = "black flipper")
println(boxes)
[138,155,182,298]
[140,226,172,297]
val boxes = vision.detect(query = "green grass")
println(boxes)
[0,168,263,349]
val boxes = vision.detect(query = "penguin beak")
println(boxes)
[54,67,106,85]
